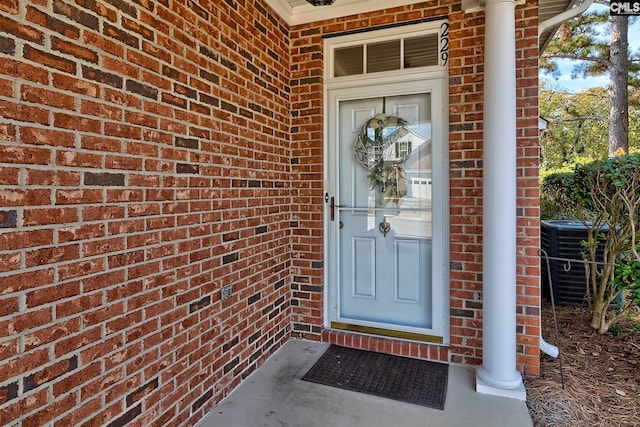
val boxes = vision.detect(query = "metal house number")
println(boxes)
[440,22,449,67]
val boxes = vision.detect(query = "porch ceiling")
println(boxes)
[265,0,575,52]
[539,0,576,51]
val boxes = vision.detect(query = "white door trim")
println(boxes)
[324,79,449,343]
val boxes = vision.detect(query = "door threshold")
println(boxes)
[330,321,443,344]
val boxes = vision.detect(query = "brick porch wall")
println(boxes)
[289,1,541,376]
[0,0,292,426]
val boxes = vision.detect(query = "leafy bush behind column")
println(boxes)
[572,153,640,333]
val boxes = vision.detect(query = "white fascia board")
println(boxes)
[266,0,295,22]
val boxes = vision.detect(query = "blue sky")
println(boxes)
[540,5,640,92]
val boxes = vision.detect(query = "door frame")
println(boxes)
[322,22,450,343]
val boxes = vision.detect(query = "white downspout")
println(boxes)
[540,335,559,358]
[476,0,526,401]
[538,0,595,37]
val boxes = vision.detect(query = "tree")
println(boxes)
[609,15,629,156]
[540,82,612,171]
[540,2,640,157]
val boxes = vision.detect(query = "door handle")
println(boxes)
[330,197,346,221]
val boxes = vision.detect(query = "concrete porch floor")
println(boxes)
[198,340,533,427]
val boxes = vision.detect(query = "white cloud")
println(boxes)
[541,59,609,92]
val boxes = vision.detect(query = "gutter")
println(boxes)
[539,0,595,37]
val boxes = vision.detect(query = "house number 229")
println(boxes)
[440,22,449,66]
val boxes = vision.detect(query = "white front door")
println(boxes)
[327,83,446,341]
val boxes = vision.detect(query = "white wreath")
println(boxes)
[353,113,411,205]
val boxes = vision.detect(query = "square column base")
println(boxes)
[476,375,527,401]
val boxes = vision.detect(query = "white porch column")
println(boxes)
[475,0,526,400]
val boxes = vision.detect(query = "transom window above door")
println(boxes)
[334,34,438,77]
[327,22,449,80]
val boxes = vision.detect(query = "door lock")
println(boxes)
[330,196,346,221]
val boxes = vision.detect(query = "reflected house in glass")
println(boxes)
[367,122,433,205]
[397,124,433,203]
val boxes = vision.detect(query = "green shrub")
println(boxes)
[572,153,640,333]
[573,153,640,213]
[540,172,576,220]
[612,243,640,307]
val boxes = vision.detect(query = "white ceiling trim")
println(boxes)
[266,0,575,52]
[265,0,432,26]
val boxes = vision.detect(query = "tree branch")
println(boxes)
[549,116,609,124]
[541,53,611,68]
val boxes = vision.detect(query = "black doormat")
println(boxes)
[301,345,448,410]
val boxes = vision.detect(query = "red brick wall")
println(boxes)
[0,0,541,425]
[0,1,292,426]
[289,1,541,375]
[515,1,542,377]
